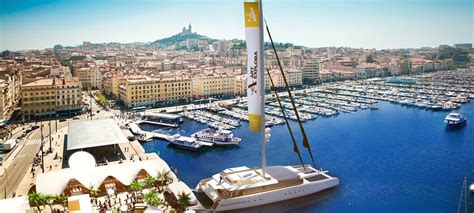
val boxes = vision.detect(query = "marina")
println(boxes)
[138,71,473,134]
[138,70,474,211]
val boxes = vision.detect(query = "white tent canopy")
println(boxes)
[67,119,128,150]
[166,181,198,206]
[36,159,176,195]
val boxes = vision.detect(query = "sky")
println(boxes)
[0,0,472,51]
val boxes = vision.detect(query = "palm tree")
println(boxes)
[129,180,144,199]
[55,194,68,211]
[144,175,156,189]
[161,170,173,185]
[88,186,101,198]
[177,192,192,211]
[28,192,45,212]
[43,194,57,213]
[143,190,164,207]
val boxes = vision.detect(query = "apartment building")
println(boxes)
[265,69,303,90]
[103,73,125,98]
[0,76,21,121]
[118,77,192,108]
[302,59,320,84]
[21,77,83,120]
[234,75,247,97]
[74,67,102,89]
[192,74,235,99]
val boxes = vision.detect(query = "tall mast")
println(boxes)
[244,0,266,176]
[257,0,266,177]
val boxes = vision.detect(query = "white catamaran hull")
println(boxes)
[196,138,240,145]
[197,176,339,211]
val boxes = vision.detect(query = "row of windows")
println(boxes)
[131,87,191,94]
[23,99,79,107]
[23,90,80,96]
[24,95,80,101]
[131,92,190,100]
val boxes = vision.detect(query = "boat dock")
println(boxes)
[128,122,213,147]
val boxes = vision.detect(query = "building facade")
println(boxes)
[74,67,102,89]
[0,75,21,121]
[192,74,235,99]
[302,59,320,84]
[118,77,192,108]
[21,77,83,120]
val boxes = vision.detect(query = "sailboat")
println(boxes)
[193,1,339,211]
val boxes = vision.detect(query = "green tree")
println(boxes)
[156,170,173,192]
[129,180,144,198]
[143,190,164,207]
[88,186,101,201]
[144,175,156,188]
[177,192,192,210]
[28,192,45,212]
[43,194,57,213]
[55,194,68,211]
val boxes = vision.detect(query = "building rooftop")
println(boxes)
[67,119,128,150]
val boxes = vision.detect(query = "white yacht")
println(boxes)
[193,1,339,211]
[166,134,205,151]
[191,128,241,145]
[444,113,467,126]
[194,165,338,211]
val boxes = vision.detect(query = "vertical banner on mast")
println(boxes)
[244,1,263,132]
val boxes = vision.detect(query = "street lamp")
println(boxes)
[48,120,52,153]
[2,167,8,199]
[40,123,45,173]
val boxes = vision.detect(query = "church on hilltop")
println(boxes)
[181,23,192,34]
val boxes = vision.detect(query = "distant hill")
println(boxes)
[147,31,217,49]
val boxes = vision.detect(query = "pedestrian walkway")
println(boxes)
[15,127,67,197]
[24,139,41,146]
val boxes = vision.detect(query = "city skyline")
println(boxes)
[0,0,473,51]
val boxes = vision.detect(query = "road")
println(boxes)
[0,120,67,199]
[0,91,124,199]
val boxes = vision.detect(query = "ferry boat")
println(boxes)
[444,113,467,126]
[191,128,241,145]
[166,134,203,151]
[141,112,183,128]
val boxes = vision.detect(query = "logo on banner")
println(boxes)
[248,51,258,95]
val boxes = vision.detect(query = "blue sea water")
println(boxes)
[141,101,474,212]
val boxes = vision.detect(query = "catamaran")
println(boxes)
[193,1,339,211]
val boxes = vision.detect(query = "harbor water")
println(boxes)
[140,101,474,212]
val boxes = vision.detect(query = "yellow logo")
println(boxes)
[244,2,260,27]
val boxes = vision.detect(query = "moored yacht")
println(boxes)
[166,134,206,151]
[191,128,241,145]
[194,165,338,211]
[444,112,467,126]
[194,2,338,211]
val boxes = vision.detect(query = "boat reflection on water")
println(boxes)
[225,187,338,213]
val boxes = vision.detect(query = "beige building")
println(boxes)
[74,67,102,89]
[21,77,83,120]
[118,77,192,108]
[103,73,125,98]
[265,69,303,90]
[234,75,247,97]
[0,76,21,121]
[192,74,235,99]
